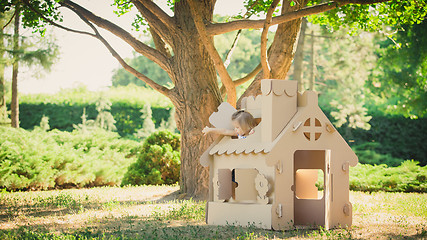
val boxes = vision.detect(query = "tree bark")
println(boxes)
[260,0,280,79]
[293,17,307,92]
[170,0,222,198]
[11,5,20,128]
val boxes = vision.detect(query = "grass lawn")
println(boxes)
[0,185,426,239]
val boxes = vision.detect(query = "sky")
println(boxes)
[16,0,245,94]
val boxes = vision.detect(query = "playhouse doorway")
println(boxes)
[293,150,330,226]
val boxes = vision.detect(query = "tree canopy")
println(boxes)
[369,19,427,118]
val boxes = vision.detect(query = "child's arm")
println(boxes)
[203,126,237,136]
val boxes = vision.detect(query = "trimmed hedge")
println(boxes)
[16,103,171,137]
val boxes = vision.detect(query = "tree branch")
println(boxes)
[223,0,260,68]
[208,0,392,35]
[260,0,280,79]
[223,30,241,68]
[1,10,16,30]
[60,0,172,74]
[336,0,390,4]
[132,0,174,45]
[220,63,262,97]
[207,1,341,35]
[149,27,172,59]
[187,0,236,106]
[234,63,262,86]
[134,0,175,29]
[21,0,96,37]
[71,5,172,97]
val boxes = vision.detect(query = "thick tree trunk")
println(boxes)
[11,6,20,128]
[171,0,222,198]
[170,0,309,198]
[293,17,307,92]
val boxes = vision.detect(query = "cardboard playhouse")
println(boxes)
[200,79,358,231]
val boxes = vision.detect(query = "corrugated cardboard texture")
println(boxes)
[211,153,275,205]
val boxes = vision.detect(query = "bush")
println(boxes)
[350,160,427,193]
[13,86,427,165]
[0,127,139,190]
[352,142,404,167]
[122,130,180,186]
[339,114,427,166]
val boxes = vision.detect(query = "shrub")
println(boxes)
[352,142,404,167]
[350,160,427,193]
[122,130,180,186]
[0,127,139,190]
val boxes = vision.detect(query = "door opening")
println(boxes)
[294,150,327,226]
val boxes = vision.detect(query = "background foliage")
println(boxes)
[10,85,427,166]
[350,160,427,193]
[9,86,172,136]
[0,126,139,190]
[368,20,427,118]
[0,127,181,190]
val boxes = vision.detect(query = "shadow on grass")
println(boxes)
[0,217,320,240]
[2,209,426,239]
[0,189,182,222]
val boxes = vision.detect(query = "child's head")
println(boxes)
[231,110,257,136]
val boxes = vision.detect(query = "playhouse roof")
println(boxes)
[206,91,353,157]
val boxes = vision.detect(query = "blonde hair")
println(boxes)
[231,110,257,133]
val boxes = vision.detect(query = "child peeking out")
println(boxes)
[202,110,257,139]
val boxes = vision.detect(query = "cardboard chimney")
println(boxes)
[200,79,358,230]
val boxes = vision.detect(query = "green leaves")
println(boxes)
[0,126,140,190]
[350,160,427,193]
[243,0,275,17]
[122,130,181,186]
[369,19,427,118]
[308,0,427,34]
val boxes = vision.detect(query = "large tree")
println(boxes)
[2,0,425,197]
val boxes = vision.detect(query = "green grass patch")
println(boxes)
[0,186,426,239]
[151,199,205,221]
